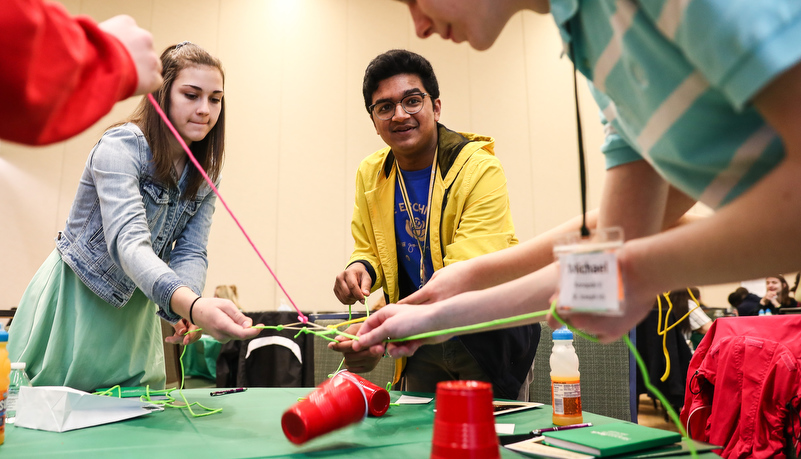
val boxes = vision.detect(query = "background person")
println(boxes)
[728,287,761,317]
[759,275,798,314]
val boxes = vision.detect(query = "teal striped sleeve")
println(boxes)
[597,109,641,170]
[671,0,801,110]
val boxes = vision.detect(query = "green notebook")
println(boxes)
[542,422,682,457]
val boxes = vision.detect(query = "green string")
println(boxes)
[328,358,346,379]
[385,310,549,343]
[95,336,222,417]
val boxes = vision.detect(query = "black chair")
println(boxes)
[635,309,693,418]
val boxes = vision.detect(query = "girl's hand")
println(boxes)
[190,298,261,343]
[165,318,203,345]
[770,296,781,306]
[762,291,778,306]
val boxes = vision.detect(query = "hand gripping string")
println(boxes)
[147,94,307,324]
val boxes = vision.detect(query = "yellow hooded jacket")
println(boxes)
[348,124,518,304]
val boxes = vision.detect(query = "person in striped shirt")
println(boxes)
[354,0,801,354]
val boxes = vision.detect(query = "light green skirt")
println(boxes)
[8,249,166,392]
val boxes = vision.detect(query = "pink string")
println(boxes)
[147,94,308,324]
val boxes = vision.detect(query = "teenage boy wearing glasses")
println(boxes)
[330,49,539,401]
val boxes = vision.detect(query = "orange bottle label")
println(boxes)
[551,378,582,417]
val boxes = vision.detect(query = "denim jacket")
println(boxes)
[56,123,218,322]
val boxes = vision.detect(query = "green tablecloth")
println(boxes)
[0,388,719,458]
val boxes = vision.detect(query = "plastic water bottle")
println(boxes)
[6,362,31,424]
[765,309,773,316]
[758,308,765,316]
[1,326,10,445]
[549,327,583,426]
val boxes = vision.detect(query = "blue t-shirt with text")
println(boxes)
[394,166,435,291]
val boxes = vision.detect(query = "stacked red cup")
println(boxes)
[281,371,368,445]
[431,380,500,459]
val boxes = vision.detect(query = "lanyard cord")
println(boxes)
[396,149,438,287]
[568,25,591,238]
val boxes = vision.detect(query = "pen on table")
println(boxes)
[531,422,593,435]
[210,387,247,396]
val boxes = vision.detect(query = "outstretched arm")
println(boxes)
[401,184,696,306]
[0,1,161,145]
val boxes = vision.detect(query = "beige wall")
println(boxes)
[0,0,746,313]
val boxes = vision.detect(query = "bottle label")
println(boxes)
[552,381,581,416]
[7,387,18,413]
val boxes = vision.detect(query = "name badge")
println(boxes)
[554,227,624,314]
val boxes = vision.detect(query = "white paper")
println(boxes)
[14,386,163,432]
[395,395,433,405]
[495,423,516,434]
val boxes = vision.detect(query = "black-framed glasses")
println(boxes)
[369,93,428,120]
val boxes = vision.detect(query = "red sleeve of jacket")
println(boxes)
[0,0,138,145]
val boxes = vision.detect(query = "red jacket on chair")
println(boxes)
[680,316,801,458]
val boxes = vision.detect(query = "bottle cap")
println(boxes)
[552,326,573,340]
[11,362,26,370]
[0,325,8,342]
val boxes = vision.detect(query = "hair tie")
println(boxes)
[189,296,201,325]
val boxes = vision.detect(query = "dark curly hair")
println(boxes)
[362,49,440,114]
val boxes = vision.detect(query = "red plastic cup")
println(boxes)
[337,370,390,417]
[431,380,500,459]
[281,373,368,445]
